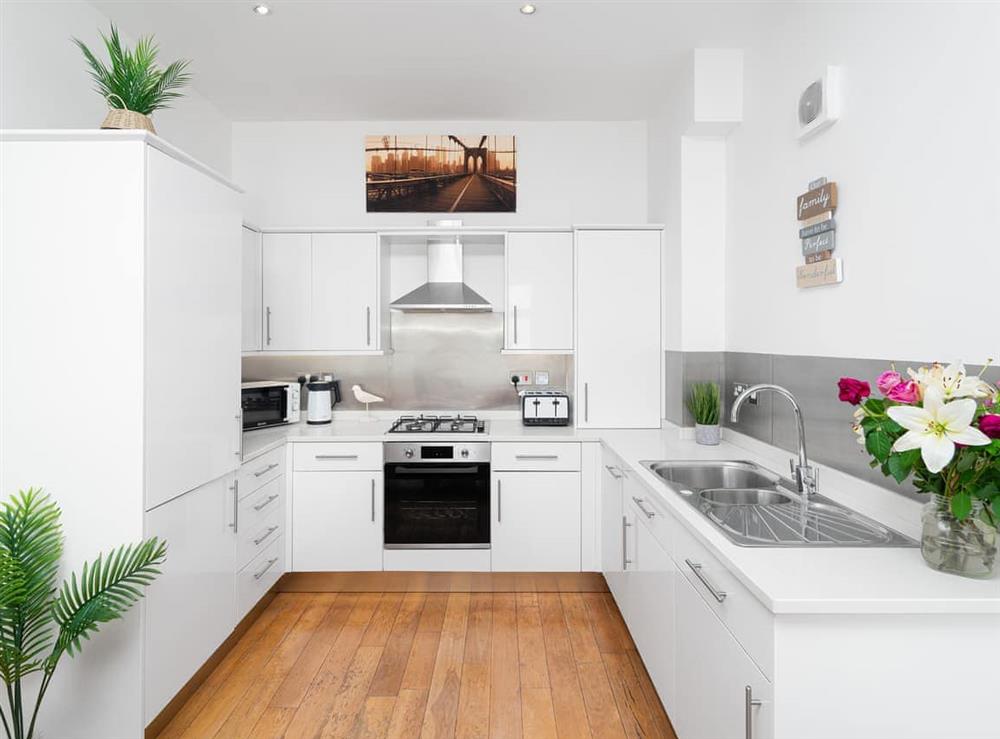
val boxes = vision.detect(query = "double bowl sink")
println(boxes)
[640,460,916,547]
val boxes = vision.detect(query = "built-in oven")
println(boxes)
[241,381,301,430]
[383,442,490,549]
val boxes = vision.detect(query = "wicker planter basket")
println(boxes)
[100,94,156,133]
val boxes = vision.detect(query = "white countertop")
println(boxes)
[243,415,1000,616]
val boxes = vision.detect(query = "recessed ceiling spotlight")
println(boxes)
[520,3,537,15]
[252,3,271,16]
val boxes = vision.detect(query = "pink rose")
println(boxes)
[838,377,871,405]
[876,371,903,395]
[979,414,1000,439]
[886,380,920,404]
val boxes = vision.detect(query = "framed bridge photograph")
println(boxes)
[365,135,517,212]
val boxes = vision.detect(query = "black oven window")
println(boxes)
[242,387,287,428]
[384,462,490,546]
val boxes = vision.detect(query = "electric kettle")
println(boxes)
[300,374,341,425]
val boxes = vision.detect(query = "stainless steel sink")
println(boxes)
[640,460,916,548]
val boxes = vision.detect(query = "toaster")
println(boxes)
[521,390,571,426]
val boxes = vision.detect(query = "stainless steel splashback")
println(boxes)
[242,312,571,411]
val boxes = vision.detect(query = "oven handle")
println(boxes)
[390,466,483,475]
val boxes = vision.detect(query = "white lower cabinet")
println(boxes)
[600,448,627,601]
[492,471,581,571]
[237,535,284,620]
[674,573,772,739]
[293,470,383,570]
[143,475,237,720]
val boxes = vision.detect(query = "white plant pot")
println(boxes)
[695,423,721,445]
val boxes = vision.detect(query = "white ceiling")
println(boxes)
[89,0,763,121]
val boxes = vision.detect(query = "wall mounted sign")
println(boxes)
[802,230,836,256]
[800,210,833,228]
[799,217,836,239]
[808,176,828,189]
[365,134,517,212]
[805,249,833,264]
[796,182,838,220]
[796,258,843,288]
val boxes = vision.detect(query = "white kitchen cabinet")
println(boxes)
[293,471,383,571]
[311,232,379,350]
[575,228,661,428]
[492,471,581,571]
[242,227,262,351]
[674,573,773,739]
[143,475,237,721]
[601,449,627,602]
[262,233,311,350]
[505,231,574,351]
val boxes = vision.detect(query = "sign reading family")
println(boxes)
[365,135,517,213]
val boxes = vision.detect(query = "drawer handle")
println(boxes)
[253,525,279,546]
[254,462,280,477]
[253,557,279,580]
[515,454,559,461]
[632,496,655,519]
[253,493,280,512]
[685,558,727,603]
[315,454,359,461]
[605,464,622,480]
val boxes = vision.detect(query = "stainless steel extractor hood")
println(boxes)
[390,235,491,312]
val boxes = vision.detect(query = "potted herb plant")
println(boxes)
[839,361,1000,578]
[688,382,721,445]
[74,24,191,134]
[0,489,166,738]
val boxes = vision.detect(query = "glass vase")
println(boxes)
[920,494,997,578]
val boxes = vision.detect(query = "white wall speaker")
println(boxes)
[797,66,842,140]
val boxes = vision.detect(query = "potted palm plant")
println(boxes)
[73,24,191,134]
[688,382,721,445]
[0,489,166,739]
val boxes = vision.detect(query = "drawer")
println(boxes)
[236,535,284,622]
[238,445,285,497]
[237,478,284,570]
[673,521,774,679]
[293,442,383,471]
[492,442,581,471]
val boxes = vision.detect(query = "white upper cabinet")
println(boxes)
[262,233,311,350]
[505,232,574,351]
[576,229,662,428]
[241,227,262,352]
[311,232,379,350]
[144,147,242,509]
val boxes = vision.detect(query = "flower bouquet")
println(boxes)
[838,362,1000,578]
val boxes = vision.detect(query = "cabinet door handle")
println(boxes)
[254,462,280,477]
[584,383,589,423]
[513,305,518,345]
[235,413,244,458]
[605,464,622,480]
[229,480,239,533]
[254,525,279,546]
[253,493,280,512]
[253,557,279,580]
[745,685,762,739]
[497,479,502,523]
[315,454,358,461]
[371,478,376,522]
[621,516,632,570]
[366,306,372,347]
[685,559,727,603]
[265,306,272,346]
[515,454,558,461]
[632,497,655,519]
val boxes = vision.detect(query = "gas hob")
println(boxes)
[386,414,487,434]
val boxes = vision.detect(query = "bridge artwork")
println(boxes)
[365,134,516,213]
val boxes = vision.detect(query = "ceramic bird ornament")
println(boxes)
[352,384,384,420]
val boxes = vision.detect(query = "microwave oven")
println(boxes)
[241,381,300,430]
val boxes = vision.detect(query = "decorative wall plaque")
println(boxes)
[802,230,836,256]
[796,182,838,220]
[796,258,843,288]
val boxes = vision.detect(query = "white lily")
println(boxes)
[908,361,997,400]
[887,387,991,473]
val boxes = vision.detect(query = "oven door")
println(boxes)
[384,462,490,548]
[241,385,289,430]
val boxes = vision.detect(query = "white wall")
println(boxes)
[726,2,1000,363]
[232,120,648,227]
[0,0,233,175]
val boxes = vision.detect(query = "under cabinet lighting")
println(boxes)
[252,3,271,16]
[520,3,537,15]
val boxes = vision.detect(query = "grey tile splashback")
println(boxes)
[243,311,570,411]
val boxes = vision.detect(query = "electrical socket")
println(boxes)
[534,370,550,386]
[509,370,532,386]
[732,382,758,405]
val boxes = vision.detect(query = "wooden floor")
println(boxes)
[156,590,677,739]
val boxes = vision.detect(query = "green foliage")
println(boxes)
[73,24,191,115]
[0,489,166,739]
[687,382,720,426]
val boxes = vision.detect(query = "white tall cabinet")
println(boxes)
[576,228,662,428]
[0,131,242,739]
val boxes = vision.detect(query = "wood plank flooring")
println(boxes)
[155,589,676,739]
